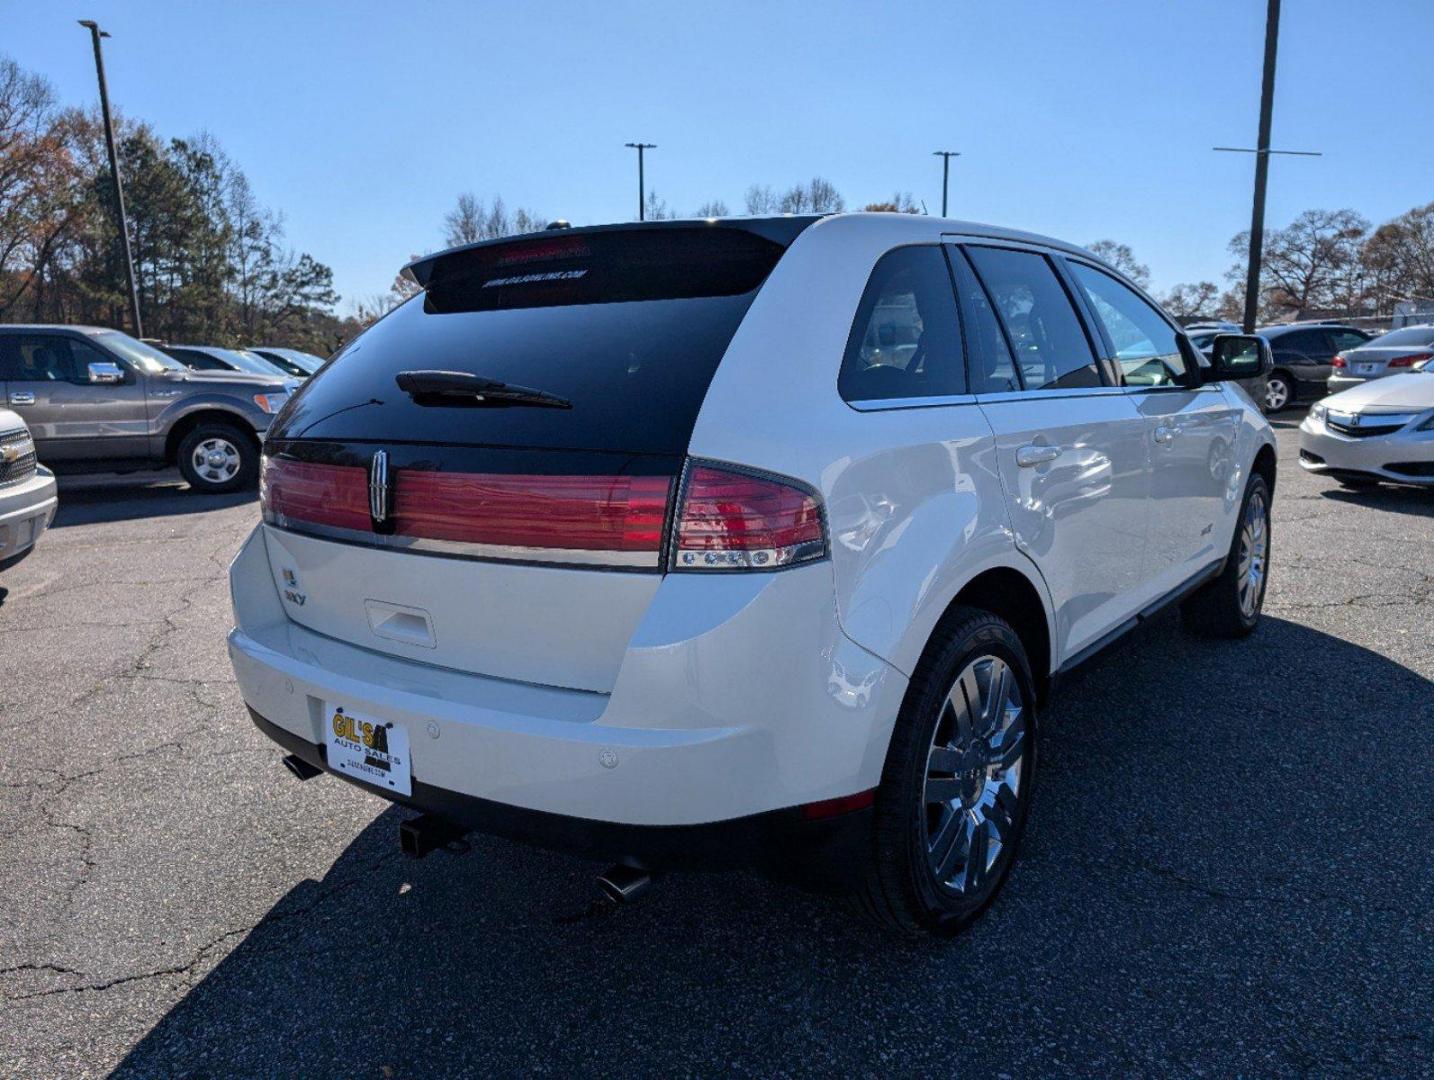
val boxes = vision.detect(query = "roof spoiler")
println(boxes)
[402,216,820,290]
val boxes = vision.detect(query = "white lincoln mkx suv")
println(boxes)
[228,214,1276,934]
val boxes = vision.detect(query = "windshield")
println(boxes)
[1368,326,1434,348]
[278,348,325,373]
[216,348,291,377]
[94,331,188,373]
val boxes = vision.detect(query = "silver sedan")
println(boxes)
[1299,368,1434,487]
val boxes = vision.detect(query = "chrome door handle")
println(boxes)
[1015,444,1061,467]
[8,392,34,406]
[1153,425,1178,445]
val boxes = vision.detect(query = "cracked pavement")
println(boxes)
[1,424,1431,1078]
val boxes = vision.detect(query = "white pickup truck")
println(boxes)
[0,408,57,571]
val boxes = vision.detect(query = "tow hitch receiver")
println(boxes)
[399,813,470,859]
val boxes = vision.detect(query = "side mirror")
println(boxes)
[1206,334,1271,382]
[88,361,125,385]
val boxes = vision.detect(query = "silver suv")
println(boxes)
[0,325,292,492]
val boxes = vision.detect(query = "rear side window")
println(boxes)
[965,246,1103,391]
[1328,329,1371,352]
[1068,262,1187,386]
[839,246,965,402]
[1274,329,1329,357]
[275,227,788,455]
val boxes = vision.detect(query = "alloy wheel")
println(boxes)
[191,436,242,486]
[1237,489,1268,618]
[1264,378,1290,411]
[922,655,1028,896]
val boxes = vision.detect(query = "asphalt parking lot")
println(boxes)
[1,420,1430,1078]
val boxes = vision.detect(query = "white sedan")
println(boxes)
[1299,369,1434,487]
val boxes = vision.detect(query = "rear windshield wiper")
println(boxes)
[394,370,572,409]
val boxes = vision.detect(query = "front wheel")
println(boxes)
[176,423,259,494]
[1181,473,1271,638]
[855,607,1038,936]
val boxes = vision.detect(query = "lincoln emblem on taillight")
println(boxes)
[369,449,391,524]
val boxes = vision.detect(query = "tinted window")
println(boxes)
[950,248,1019,393]
[1069,263,1186,386]
[165,347,229,371]
[1273,329,1329,356]
[92,331,187,373]
[1329,329,1372,352]
[274,228,788,454]
[839,246,965,402]
[0,335,110,384]
[965,247,1102,391]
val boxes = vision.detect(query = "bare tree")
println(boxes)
[1161,281,1220,320]
[1360,202,1434,314]
[694,199,729,218]
[744,184,778,215]
[1227,208,1369,319]
[863,193,921,214]
[442,193,544,247]
[1086,240,1152,289]
[642,189,674,221]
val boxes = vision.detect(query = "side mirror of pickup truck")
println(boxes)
[87,361,125,385]
[1205,334,1272,382]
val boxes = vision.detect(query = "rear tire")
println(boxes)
[176,423,258,494]
[1263,373,1293,413]
[855,607,1038,936]
[1181,473,1270,639]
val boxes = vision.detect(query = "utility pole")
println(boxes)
[79,20,143,337]
[1213,0,1319,333]
[624,142,656,221]
[932,150,961,217]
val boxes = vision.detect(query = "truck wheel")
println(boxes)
[176,423,258,494]
[855,607,1038,936]
[1181,474,1270,639]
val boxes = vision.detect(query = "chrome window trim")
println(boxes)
[971,385,1132,404]
[847,393,979,412]
[263,516,662,571]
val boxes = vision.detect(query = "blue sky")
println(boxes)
[7,0,1433,312]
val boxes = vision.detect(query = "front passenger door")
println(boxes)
[0,333,150,463]
[1064,261,1240,598]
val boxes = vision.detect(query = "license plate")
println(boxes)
[323,704,412,796]
[1355,363,1378,375]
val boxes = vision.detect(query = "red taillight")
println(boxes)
[1331,353,1347,368]
[800,789,876,820]
[673,464,825,571]
[393,472,671,557]
[261,457,369,531]
[1388,352,1431,368]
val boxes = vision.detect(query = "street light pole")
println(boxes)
[624,142,656,221]
[79,20,142,338]
[932,150,960,217]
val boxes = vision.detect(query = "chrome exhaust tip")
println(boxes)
[596,862,652,904]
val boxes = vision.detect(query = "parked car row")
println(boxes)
[0,324,302,493]
[1187,320,1433,414]
[154,342,327,380]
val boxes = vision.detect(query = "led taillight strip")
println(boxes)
[261,456,672,569]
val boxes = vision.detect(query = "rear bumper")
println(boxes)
[0,469,57,562]
[227,524,906,833]
[248,707,872,881]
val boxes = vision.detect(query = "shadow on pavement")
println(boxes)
[50,475,255,529]
[1319,485,1434,518]
[111,614,1433,1076]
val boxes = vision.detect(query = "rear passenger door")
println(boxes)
[1065,260,1239,596]
[1271,328,1333,395]
[951,242,1152,664]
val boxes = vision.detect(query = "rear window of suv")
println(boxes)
[276,227,788,455]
